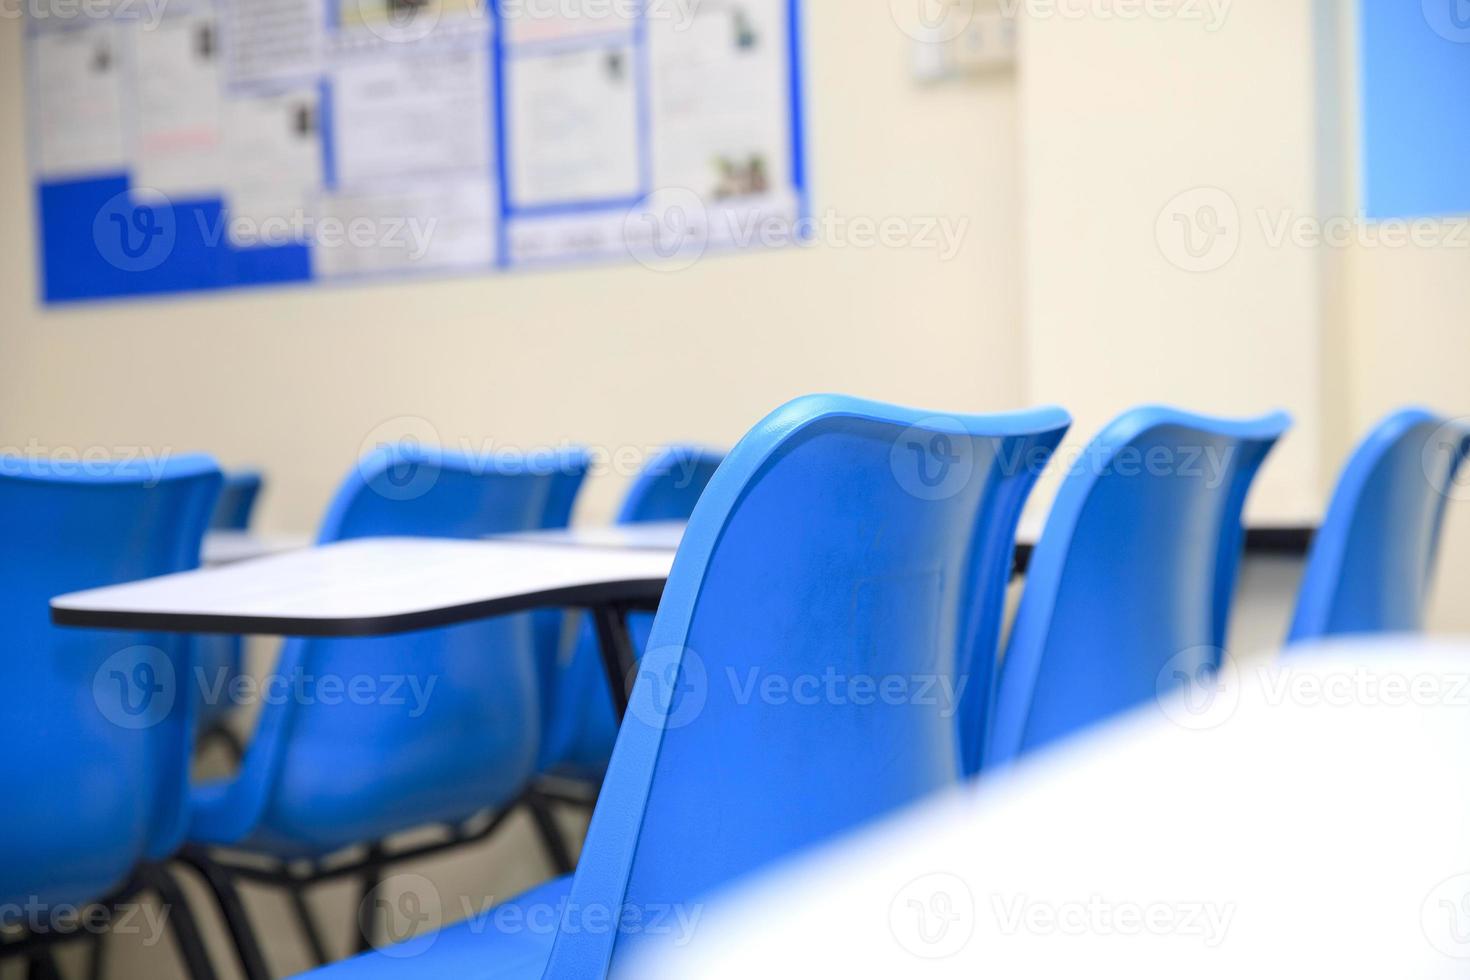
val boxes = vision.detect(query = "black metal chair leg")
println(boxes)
[88,930,106,980]
[589,603,636,719]
[173,851,270,980]
[524,795,576,875]
[141,865,218,980]
[355,847,386,954]
[287,884,330,967]
[26,952,62,980]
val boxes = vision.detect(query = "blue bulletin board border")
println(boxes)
[27,0,809,305]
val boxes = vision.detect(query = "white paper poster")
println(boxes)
[312,177,496,278]
[505,42,641,207]
[649,0,792,201]
[221,87,324,246]
[499,0,638,46]
[330,41,492,184]
[133,11,226,198]
[220,0,325,87]
[30,24,129,179]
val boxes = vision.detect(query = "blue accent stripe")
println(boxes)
[788,0,810,225]
[318,78,337,191]
[490,0,512,268]
[507,196,646,221]
[634,2,653,197]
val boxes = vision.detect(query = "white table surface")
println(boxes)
[647,638,1470,976]
[54,537,675,637]
[201,530,311,567]
[492,521,686,552]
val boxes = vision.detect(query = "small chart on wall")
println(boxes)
[24,0,807,303]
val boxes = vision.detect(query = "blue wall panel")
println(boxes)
[1360,0,1470,219]
[38,177,311,304]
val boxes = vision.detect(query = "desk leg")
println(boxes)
[590,604,637,720]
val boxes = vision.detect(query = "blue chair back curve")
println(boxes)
[542,395,1070,975]
[210,470,264,531]
[1289,408,1470,642]
[984,407,1291,769]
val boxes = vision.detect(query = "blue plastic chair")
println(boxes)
[211,470,265,530]
[197,470,266,736]
[184,444,589,976]
[301,395,1070,980]
[1289,409,1470,642]
[984,407,1291,769]
[0,454,221,971]
[539,446,725,778]
[189,444,590,855]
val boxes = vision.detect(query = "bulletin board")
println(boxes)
[24,0,807,304]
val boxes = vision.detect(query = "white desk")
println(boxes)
[492,521,686,553]
[647,638,1470,976]
[53,538,676,716]
[199,521,684,569]
[201,530,311,567]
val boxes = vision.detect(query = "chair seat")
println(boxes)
[295,875,572,980]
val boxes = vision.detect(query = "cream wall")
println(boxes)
[0,4,1026,532]
[1017,0,1329,522]
[1017,0,1470,630]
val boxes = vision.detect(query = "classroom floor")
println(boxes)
[6,556,1304,980]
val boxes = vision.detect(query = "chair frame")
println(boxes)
[0,864,218,980]
[177,779,588,980]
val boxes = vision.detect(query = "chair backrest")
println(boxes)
[0,455,221,910]
[542,396,1070,975]
[209,470,264,530]
[617,446,726,524]
[984,407,1290,769]
[221,444,589,856]
[540,446,726,774]
[1289,409,1469,642]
